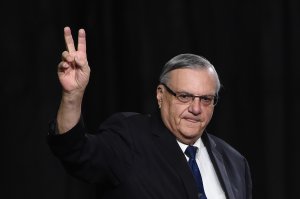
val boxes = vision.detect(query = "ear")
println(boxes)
[156,85,163,108]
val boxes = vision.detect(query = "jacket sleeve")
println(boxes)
[47,113,135,186]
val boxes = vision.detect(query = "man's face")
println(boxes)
[157,68,218,145]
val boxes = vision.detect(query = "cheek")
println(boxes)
[162,102,182,122]
[203,108,214,123]
[170,105,188,125]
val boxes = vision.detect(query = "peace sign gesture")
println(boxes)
[58,27,90,94]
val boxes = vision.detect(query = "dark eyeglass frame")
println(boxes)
[160,83,218,106]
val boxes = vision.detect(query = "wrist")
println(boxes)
[61,90,84,106]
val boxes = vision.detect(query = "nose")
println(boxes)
[188,98,202,115]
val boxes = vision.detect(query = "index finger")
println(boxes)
[64,27,76,53]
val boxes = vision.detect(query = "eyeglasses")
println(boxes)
[161,83,218,106]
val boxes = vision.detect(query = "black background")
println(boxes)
[2,0,300,198]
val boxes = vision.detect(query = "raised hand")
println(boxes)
[58,27,90,94]
[56,27,91,133]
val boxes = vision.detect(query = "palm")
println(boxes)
[58,27,90,93]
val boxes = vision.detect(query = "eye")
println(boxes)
[177,93,193,103]
[200,96,214,105]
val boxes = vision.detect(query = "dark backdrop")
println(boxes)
[2,0,300,199]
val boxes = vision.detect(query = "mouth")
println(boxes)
[184,117,201,123]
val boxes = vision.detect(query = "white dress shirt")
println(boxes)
[177,138,226,199]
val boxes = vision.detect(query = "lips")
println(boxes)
[184,117,201,123]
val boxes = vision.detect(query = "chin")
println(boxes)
[180,128,203,139]
[178,133,201,145]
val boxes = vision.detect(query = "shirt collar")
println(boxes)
[177,137,205,154]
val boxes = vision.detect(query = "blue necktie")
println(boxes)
[185,145,207,199]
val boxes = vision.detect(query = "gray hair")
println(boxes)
[159,53,221,94]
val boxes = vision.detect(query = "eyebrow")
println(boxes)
[161,83,216,96]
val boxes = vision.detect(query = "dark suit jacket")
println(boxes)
[48,112,252,199]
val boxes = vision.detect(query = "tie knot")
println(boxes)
[185,145,198,159]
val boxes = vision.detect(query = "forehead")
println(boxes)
[168,68,218,94]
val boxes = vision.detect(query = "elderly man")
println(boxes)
[48,27,252,199]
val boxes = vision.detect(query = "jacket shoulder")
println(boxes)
[205,133,246,160]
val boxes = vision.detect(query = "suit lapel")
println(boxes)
[203,133,236,199]
[150,114,199,199]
